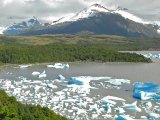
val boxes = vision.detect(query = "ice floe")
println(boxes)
[19,64,32,68]
[39,70,47,78]
[32,71,41,76]
[57,74,65,80]
[47,63,69,69]
[133,82,160,100]
[0,65,160,120]
[115,115,134,120]
[121,101,141,112]
[142,53,160,59]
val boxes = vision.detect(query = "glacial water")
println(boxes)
[0,51,160,120]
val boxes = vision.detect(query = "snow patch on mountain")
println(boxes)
[52,4,150,26]
[52,4,110,25]
[0,27,6,34]
[113,10,150,24]
[4,17,41,35]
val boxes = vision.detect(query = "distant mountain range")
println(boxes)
[2,4,160,37]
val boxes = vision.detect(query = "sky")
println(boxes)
[0,0,160,27]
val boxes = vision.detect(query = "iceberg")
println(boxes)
[19,64,32,68]
[133,82,160,100]
[105,79,130,86]
[142,53,160,59]
[57,74,65,80]
[47,65,54,68]
[47,84,58,89]
[39,70,47,78]
[51,63,70,69]
[32,71,40,76]
[103,103,111,113]
[143,101,152,109]
[115,115,134,120]
[147,112,160,119]
[121,101,141,112]
[101,96,125,105]
[114,107,125,114]
[67,76,110,94]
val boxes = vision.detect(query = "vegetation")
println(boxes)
[0,43,151,64]
[0,90,67,120]
[0,34,160,51]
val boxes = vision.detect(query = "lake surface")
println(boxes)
[0,51,160,120]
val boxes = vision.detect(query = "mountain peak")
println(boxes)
[88,3,109,13]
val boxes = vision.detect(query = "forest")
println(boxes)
[0,43,151,64]
[0,90,67,120]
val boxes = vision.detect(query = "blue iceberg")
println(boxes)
[68,77,84,85]
[133,82,160,100]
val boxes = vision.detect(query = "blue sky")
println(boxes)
[0,0,160,26]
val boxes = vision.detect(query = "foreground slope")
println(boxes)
[0,90,67,120]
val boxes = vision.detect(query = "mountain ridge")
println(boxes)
[3,4,160,37]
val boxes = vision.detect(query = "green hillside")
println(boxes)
[0,43,151,64]
[0,90,67,120]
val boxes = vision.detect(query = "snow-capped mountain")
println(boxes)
[52,4,150,25]
[3,4,160,37]
[3,17,41,35]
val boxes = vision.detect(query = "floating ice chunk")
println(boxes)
[142,53,160,59]
[19,64,32,68]
[133,82,160,100]
[134,91,160,100]
[105,79,130,86]
[57,74,65,80]
[143,101,152,109]
[114,107,125,114]
[115,115,134,120]
[39,70,47,78]
[103,96,126,102]
[34,85,41,93]
[92,114,98,119]
[121,101,141,112]
[101,96,125,105]
[55,91,65,96]
[47,65,54,68]
[68,78,83,85]
[101,98,116,105]
[68,76,110,85]
[141,116,147,119]
[76,108,86,115]
[103,103,112,113]
[67,76,110,94]
[32,71,40,76]
[147,112,160,119]
[51,63,70,69]
[90,104,99,112]
[102,114,113,119]
[63,99,79,103]
[47,84,58,89]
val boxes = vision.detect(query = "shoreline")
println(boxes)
[0,60,152,68]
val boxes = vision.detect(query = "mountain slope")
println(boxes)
[20,12,158,37]
[3,17,42,35]
[4,4,160,37]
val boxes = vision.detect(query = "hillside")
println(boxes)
[0,34,160,50]
[0,90,67,120]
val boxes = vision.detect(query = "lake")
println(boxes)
[0,51,160,120]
